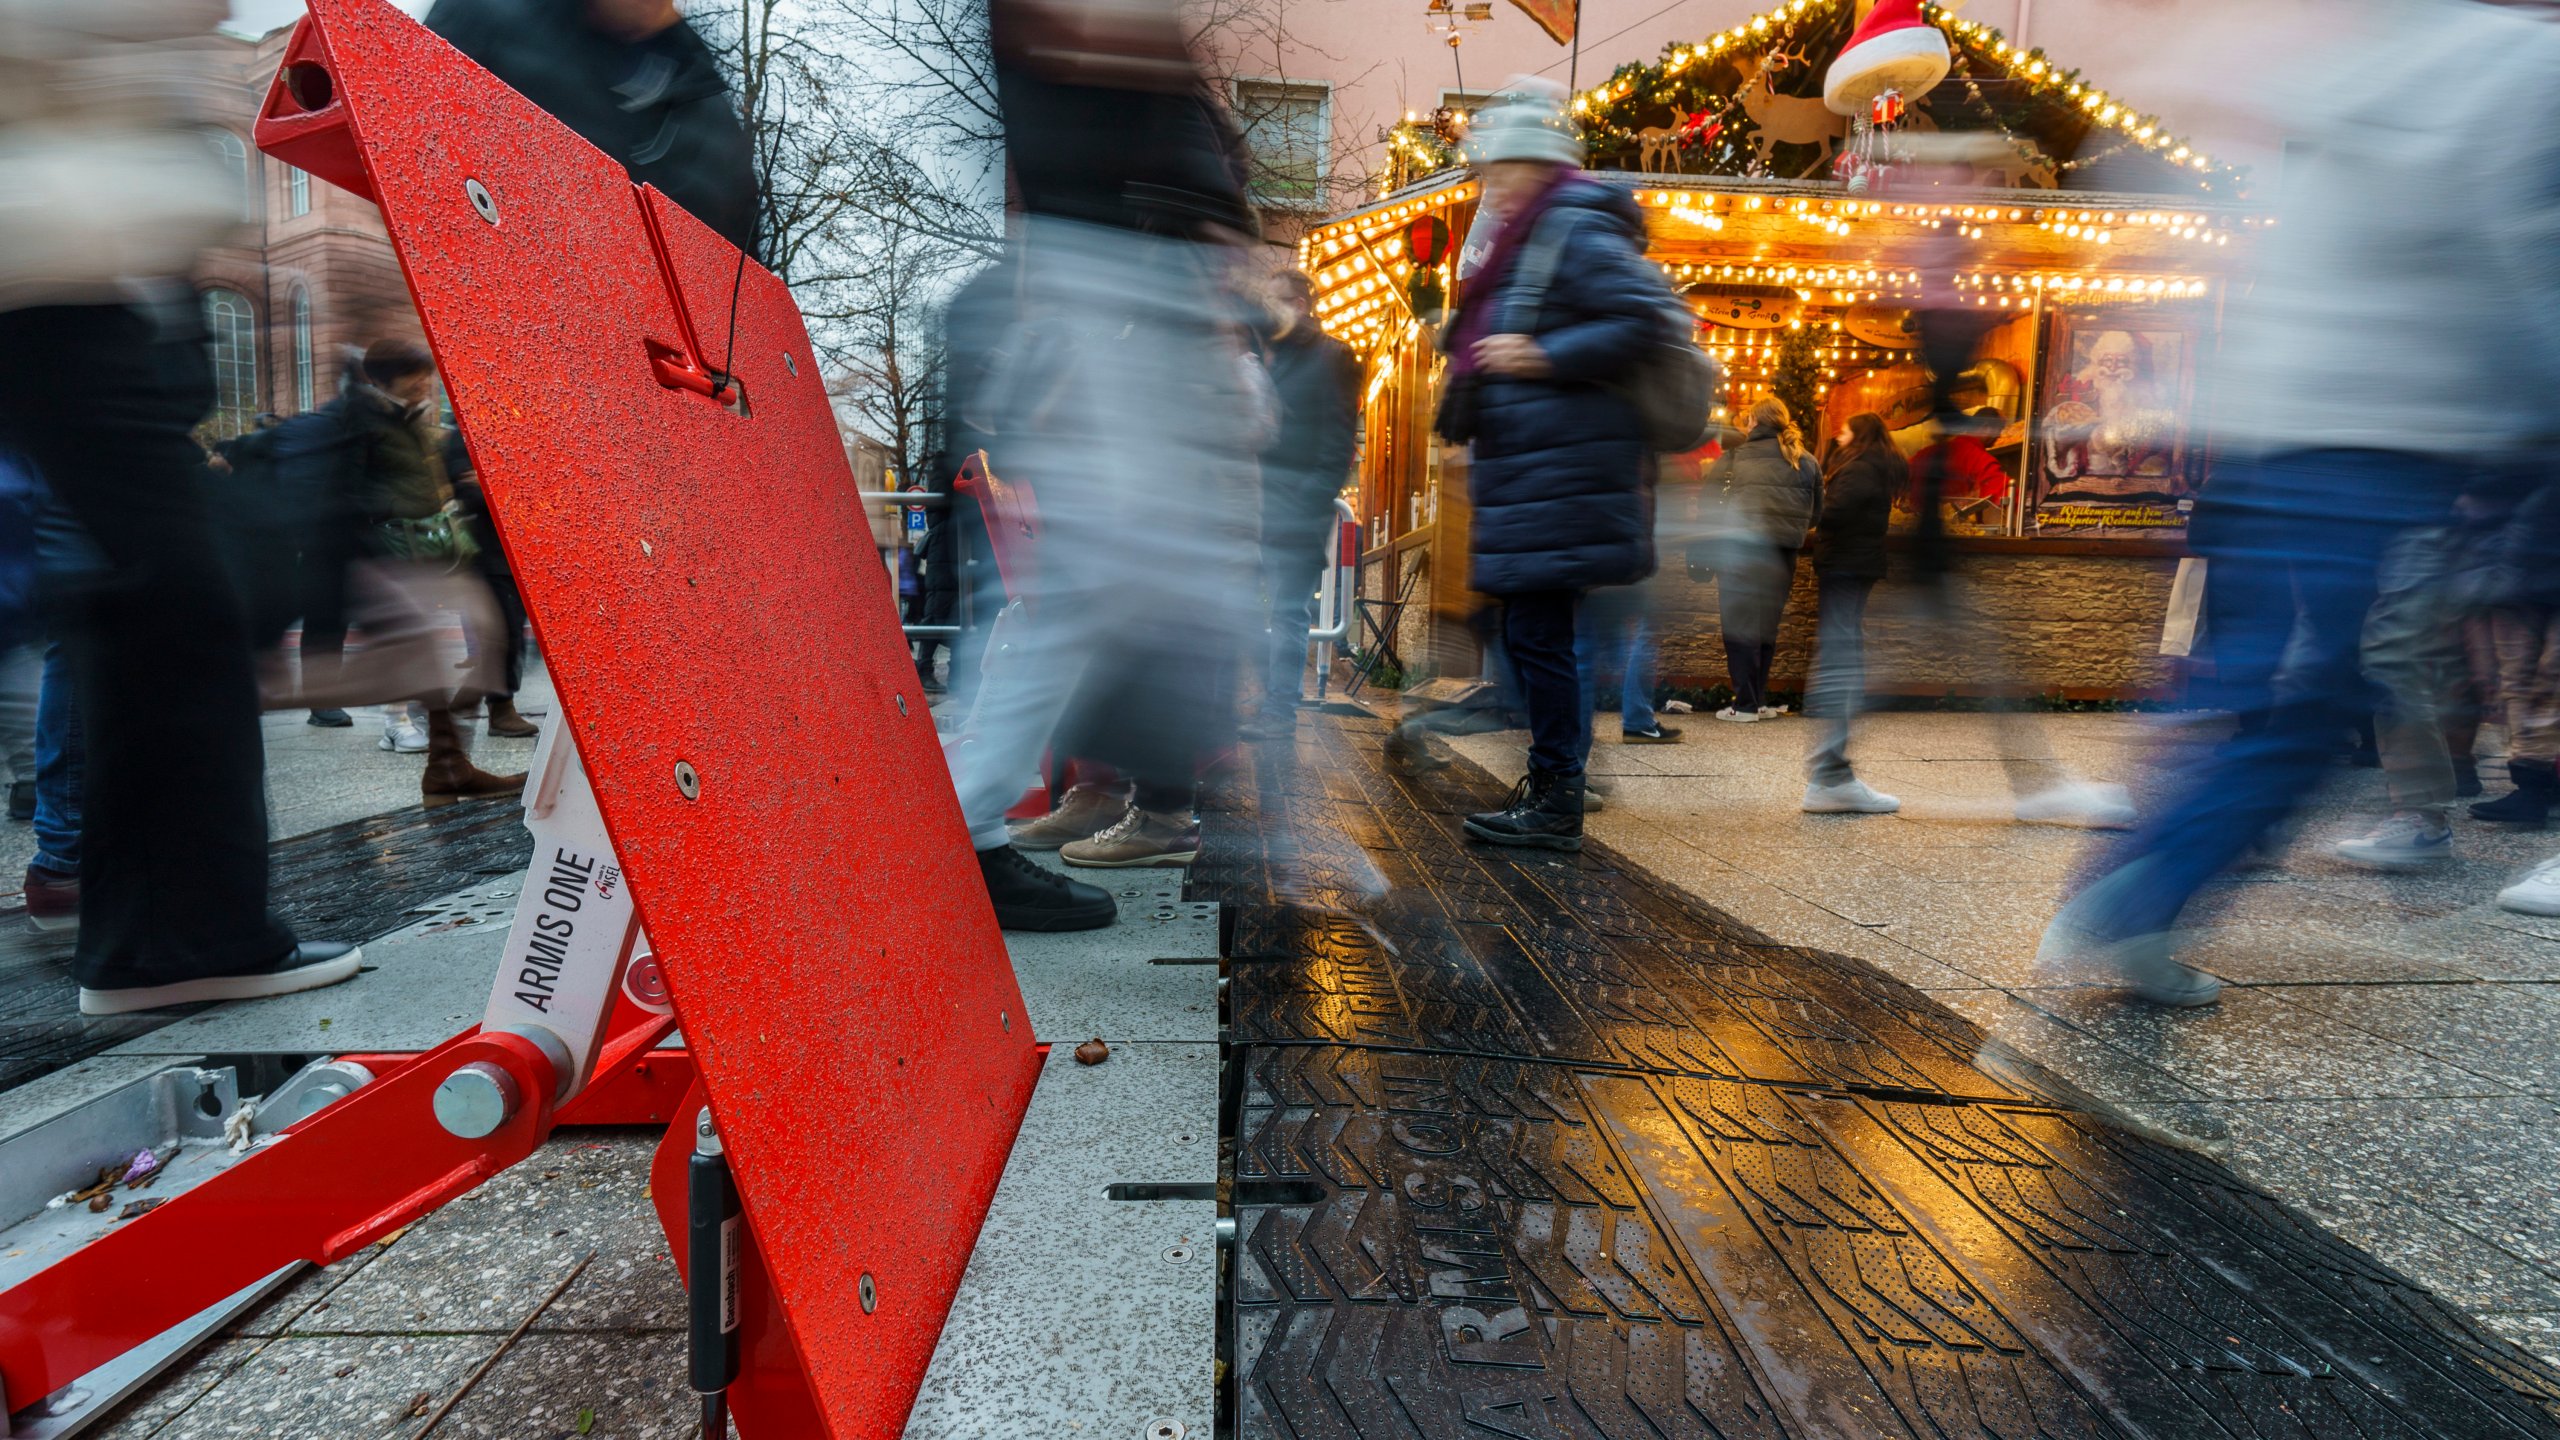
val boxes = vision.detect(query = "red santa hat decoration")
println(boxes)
[1822,0,1951,116]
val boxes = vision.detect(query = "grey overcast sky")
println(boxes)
[223,0,432,40]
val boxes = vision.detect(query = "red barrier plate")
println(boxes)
[257,4,1042,1433]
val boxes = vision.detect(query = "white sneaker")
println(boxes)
[1714,706,1761,724]
[1757,704,1790,720]
[378,716,429,754]
[1803,778,1901,814]
[2498,854,2560,915]
[2014,780,2136,829]
[2332,812,2453,871]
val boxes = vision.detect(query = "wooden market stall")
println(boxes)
[1300,0,2269,701]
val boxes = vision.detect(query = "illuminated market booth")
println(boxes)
[1303,0,2266,700]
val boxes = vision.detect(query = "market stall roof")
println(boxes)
[1384,0,2249,200]
[1305,170,2267,353]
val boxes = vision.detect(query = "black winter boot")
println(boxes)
[2471,758,2556,828]
[1463,769,1586,851]
[977,843,1118,930]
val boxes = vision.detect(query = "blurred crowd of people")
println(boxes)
[0,0,740,1015]
[14,0,2560,1026]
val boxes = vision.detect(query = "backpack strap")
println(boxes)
[1497,207,1589,335]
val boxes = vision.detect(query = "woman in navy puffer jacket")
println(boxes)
[1440,81,1679,851]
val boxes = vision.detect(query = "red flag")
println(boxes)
[1507,0,1577,45]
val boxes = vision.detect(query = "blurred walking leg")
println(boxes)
[24,641,83,930]
[0,303,352,1008]
[2337,525,2461,867]
[2043,451,2460,1004]
[0,643,37,820]
[1803,575,1897,813]
[1251,524,1328,734]
[2474,605,2560,826]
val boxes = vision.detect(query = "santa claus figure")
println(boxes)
[2043,329,2177,491]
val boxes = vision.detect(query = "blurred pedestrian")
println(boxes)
[947,0,1263,922]
[1241,270,1359,741]
[912,500,960,693]
[268,347,369,728]
[1435,80,1677,851]
[2041,0,2560,1006]
[1580,582,1673,745]
[447,431,538,737]
[1802,411,1903,814]
[279,339,527,803]
[2331,519,2472,868]
[0,0,358,1011]
[1703,396,1819,724]
[428,0,759,253]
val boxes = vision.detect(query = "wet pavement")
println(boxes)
[0,675,549,1094]
[1215,708,2560,1437]
[1450,707,2560,1372]
[28,703,2560,1436]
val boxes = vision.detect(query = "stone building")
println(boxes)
[192,23,420,440]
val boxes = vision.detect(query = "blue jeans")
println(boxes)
[32,640,80,874]
[1576,585,1658,733]
[2064,450,2463,943]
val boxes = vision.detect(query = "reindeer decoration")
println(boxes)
[1975,146,2059,189]
[1732,46,1848,178]
[1637,126,1682,173]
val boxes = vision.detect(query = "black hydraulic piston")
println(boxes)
[688,1109,741,1433]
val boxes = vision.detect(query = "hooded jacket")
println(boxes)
[428,0,759,254]
[1706,424,1821,550]
[1458,179,1671,595]
[1811,442,1904,581]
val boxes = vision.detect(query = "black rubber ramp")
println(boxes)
[1199,712,2560,1438]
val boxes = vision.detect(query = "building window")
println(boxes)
[204,129,254,222]
[201,288,259,440]
[1232,80,1331,207]
[292,288,315,412]
[288,164,310,218]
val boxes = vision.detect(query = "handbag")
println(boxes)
[374,506,480,569]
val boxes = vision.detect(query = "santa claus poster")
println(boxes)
[2030,313,2200,538]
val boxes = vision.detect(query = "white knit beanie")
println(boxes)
[1464,77,1583,167]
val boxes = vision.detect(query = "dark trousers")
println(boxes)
[2068,450,2462,943]
[0,303,293,986]
[297,519,358,696]
[483,566,529,696]
[1719,544,1798,711]
[1501,589,1587,776]
[1259,530,1328,715]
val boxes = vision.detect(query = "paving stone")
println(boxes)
[2199,1096,2560,1279]
[295,1131,680,1336]
[1933,986,2214,1103]
[86,1339,263,1439]
[2281,981,2560,1093]
[2488,1315,2560,1373]
[428,1330,696,1439]
[2007,985,2506,1100]
[141,1335,499,1440]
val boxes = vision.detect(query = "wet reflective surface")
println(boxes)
[0,797,529,1092]
[1204,711,2560,1437]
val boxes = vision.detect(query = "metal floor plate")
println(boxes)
[1206,714,2560,1438]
